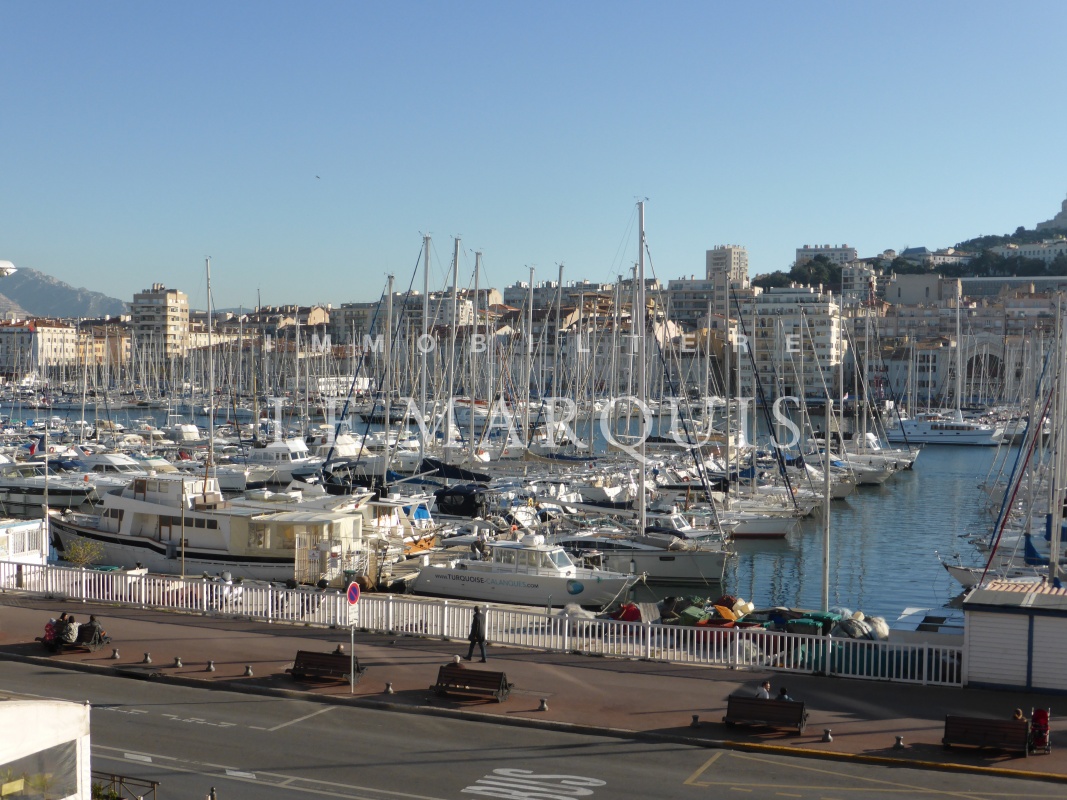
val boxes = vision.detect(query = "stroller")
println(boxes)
[1029,708,1052,754]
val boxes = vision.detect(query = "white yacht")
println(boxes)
[551,527,732,585]
[411,533,640,608]
[885,411,1002,446]
[246,437,314,483]
[47,472,365,582]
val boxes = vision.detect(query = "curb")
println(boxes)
[3,650,1065,784]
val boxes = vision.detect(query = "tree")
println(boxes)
[62,538,105,568]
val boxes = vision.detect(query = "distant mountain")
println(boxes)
[0,268,127,319]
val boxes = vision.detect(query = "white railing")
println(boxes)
[0,560,962,687]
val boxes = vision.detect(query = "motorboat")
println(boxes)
[410,533,640,609]
[886,411,1002,446]
[47,472,363,582]
[551,527,732,585]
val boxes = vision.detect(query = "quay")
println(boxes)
[1,596,1064,782]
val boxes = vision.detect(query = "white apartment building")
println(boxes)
[732,285,846,400]
[991,239,1067,264]
[0,319,79,377]
[796,243,858,267]
[706,245,748,282]
[131,283,189,358]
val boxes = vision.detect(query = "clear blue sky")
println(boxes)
[2,2,1065,310]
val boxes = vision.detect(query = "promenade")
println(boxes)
[1,597,1063,783]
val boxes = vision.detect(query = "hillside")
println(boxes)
[0,268,127,318]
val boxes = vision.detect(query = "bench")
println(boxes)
[431,663,512,702]
[285,650,367,684]
[723,695,808,735]
[942,715,1029,756]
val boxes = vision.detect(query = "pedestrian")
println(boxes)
[465,606,488,662]
[755,680,771,699]
[777,687,794,702]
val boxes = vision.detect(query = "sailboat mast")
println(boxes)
[525,266,534,445]
[470,251,481,458]
[383,274,394,488]
[205,257,215,482]
[637,200,648,533]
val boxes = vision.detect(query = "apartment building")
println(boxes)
[130,283,189,358]
[795,243,858,267]
[732,285,846,400]
[0,319,79,376]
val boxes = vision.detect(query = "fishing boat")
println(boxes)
[410,533,640,608]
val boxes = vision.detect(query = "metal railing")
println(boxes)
[0,560,963,687]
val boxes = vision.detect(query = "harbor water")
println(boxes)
[636,445,1000,622]
[5,403,1000,622]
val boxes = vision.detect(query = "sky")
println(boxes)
[2,2,1066,311]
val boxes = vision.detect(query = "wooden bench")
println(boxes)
[942,715,1029,756]
[723,695,808,735]
[285,650,367,684]
[431,663,512,702]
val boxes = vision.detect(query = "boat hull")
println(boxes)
[49,516,295,582]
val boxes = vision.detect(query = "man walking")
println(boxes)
[466,606,488,662]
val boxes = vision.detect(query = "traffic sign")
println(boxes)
[346,582,361,605]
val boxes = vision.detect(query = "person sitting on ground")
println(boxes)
[42,618,57,645]
[61,615,80,645]
[80,615,105,644]
[777,687,794,701]
[755,680,771,699]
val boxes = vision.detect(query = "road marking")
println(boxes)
[683,751,724,784]
[685,750,1055,798]
[268,704,336,731]
[94,746,445,799]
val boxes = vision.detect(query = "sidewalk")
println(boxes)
[1,597,1063,781]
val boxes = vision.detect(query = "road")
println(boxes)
[0,660,1061,800]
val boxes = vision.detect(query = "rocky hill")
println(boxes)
[0,268,127,319]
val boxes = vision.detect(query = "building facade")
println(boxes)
[130,283,189,358]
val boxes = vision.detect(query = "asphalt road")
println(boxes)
[1,661,1062,800]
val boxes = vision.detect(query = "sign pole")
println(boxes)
[346,581,360,694]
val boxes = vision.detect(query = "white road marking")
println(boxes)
[124,753,153,763]
[268,704,336,731]
[226,769,257,779]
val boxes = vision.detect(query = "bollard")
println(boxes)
[690,714,700,728]
[110,648,120,660]
[205,660,215,672]
[385,682,394,694]
[822,729,833,743]
[173,656,182,668]
[243,665,254,677]
[894,735,905,750]
[538,698,549,712]
[142,652,152,664]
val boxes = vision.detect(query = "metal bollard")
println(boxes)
[206,660,215,672]
[822,729,833,742]
[173,656,182,668]
[691,714,700,728]
[243,665,254,677]
[538,698,549,712]
[385,682,394,694]
[142,652,152,664]
[894,735,905,750]
[111,648,120,660]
